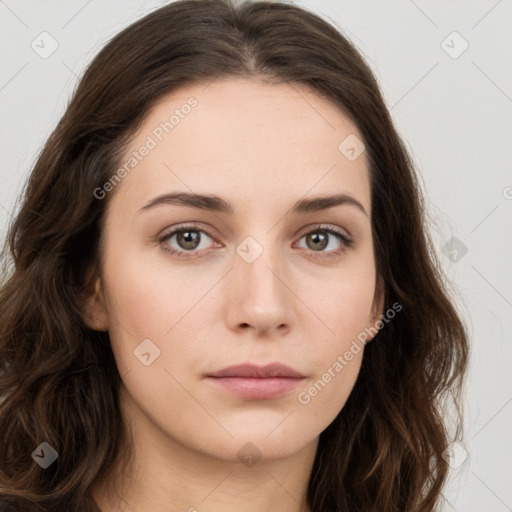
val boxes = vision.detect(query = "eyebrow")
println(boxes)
[138,192,368,217]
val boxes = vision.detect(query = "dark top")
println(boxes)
[0,493,102,511]
[0,499,15,512]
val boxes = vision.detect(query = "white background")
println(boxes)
[1,1,511,510]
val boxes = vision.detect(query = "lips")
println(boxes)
[205,363,305,400]
[207,363,305,379]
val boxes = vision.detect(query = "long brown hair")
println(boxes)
[0,0,469,510]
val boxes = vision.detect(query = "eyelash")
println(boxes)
[158,223,354,260]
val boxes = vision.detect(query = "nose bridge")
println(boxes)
[228,231,291,331]
[236,232,284,296]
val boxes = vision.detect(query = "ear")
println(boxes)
[82,275,109,332]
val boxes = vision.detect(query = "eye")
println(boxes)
[158,224,218,258]
[295,225,354,259]
[158,223,354,259]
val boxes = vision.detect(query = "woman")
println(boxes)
[0,0,469,510]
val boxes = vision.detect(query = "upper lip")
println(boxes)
[206,363,305,379]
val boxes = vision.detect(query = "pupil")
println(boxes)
[179,230,199,249]
[309,232,327,251]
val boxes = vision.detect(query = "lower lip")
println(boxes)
[205,376,304,400]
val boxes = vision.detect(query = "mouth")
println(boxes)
[205,363,306,400]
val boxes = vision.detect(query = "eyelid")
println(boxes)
[158,222,218,240]
[294,222,351,240]
[159,222,351,242]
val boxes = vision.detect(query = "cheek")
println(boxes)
[100,242,213,376]
[308,255,377,343]
[297,351,363,420]
[296,257,376,409]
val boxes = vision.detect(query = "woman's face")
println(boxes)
[86,77,383,463]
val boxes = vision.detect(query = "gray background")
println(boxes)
[1,0,511,510]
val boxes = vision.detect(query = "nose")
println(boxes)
[225,239,292,337]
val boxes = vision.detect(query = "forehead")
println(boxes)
[109,77,371,217]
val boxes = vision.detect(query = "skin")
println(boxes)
[85,77,384,512]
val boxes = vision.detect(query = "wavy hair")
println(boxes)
[0,0,469,510]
